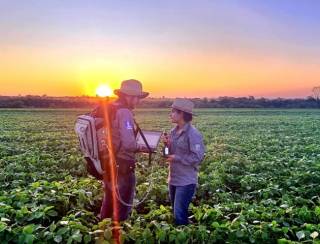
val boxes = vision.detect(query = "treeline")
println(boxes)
[0,95,320,108]
[0,96,99,108]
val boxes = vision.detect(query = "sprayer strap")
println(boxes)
[133,119,153,166]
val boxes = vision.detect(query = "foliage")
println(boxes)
[1,109,320,243]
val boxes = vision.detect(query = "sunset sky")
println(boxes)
[1,0,320,98]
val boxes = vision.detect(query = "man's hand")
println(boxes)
[137,144,150,153]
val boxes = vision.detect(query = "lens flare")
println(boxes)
[96,84,113,97]
[101,98,121,243]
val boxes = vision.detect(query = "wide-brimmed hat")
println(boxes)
[171,98,195,115]
[114,79,149,98]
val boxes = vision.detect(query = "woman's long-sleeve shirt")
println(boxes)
[168,123,205,186]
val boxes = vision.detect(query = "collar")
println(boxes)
[114,99,132,110]
[173,122,191,134]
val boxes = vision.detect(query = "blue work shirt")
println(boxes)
[168,122,205,186]
[112,102,137,161]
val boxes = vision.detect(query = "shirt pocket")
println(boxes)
[176,137,189,153]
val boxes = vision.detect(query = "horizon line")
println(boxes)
[0,94,315,100]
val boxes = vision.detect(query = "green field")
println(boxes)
[1,109,320,243]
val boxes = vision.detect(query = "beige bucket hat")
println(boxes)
[114,79,149,98]
[171,98,195,115]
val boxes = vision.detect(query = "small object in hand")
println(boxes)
[163,146,170,157]
[162,132,170,157]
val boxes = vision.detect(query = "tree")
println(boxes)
[312,86,320,108]
[312,86,320,100]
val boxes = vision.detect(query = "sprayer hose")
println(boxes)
[114,162,155,207]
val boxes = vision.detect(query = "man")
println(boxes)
[97,79,149,221]
[163,98,205,225]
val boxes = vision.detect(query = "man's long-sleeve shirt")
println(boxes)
[112,106,137,161]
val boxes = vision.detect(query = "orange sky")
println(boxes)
[1,1,320,98]
[1,44,319,98]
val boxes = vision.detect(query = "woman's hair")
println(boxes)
[183,112,193,122]
[174,109,192,122]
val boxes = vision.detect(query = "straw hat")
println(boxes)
[114,79,149,98]
[171,98,195,115]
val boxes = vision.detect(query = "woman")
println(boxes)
[164,98,205,225]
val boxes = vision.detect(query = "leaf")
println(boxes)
[54,235,63,243]
[31,182,40,188]
[50,223,57,232]
[282,227,289,234]
[60,221,69,225]
[44,206,55,212]
[277,239,289,244]
[177,231,187,241]
[84,234,92,244]
[47,210,58,217]
[310,231,319,239]
[33,211,44,219]
[157,229,166,241]
[169,233,176,243]
[282,222,290,227]
[24,234,35,244]
[104,229,112,240]
[211,222,220,228]
[57,227,69,236]
[67,236,73,244]
[71,232,83,242]
[236,230,244,238]
[296,231,305,240]
[0,222,7,232]
[23,224,35,234]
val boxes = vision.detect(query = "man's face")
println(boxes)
[126,95,140,109]
[170,108,183,123]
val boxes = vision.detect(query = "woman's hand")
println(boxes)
[162,133,170,145]
[166,155,175,163]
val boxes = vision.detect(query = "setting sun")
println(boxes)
[96,84,113,97]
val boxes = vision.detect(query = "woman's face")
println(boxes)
[170,108,183,123]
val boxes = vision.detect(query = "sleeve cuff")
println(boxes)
[173,154,182,163]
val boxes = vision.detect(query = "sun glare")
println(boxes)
[96,84,113,97]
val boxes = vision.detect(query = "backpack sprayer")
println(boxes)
[75,98,162,207]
